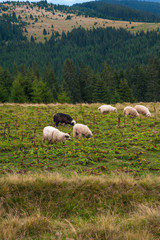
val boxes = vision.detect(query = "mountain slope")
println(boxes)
[0,1,160,44]
[97,0,160,16]
[73,1,160,21]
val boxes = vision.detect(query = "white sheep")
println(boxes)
[98,105,117,114]
[123,106,139,117]
[43,126,71,143]
[73,123,93,139]
[134,105,151,117]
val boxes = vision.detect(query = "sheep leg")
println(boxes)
[73,130,77,138]
[55,122,59,127]
[78,133,82,139]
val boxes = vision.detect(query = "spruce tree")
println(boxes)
[10,73,27,103]
[32,78,53,103]
[118,78,134,103]
[101,63,116,103]
[62,59,81,103]
[0,67,12,102]
[145,57,160,101]
[93,74,108,103]
[44,64,59,101]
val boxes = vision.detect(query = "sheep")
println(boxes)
[53,113,76,127]
[123,106,139,117]
[43,126,71,143]
[73,123,93,139]
[134,105,151,117]
[98,105,117,114]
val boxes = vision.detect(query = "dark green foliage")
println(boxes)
[10,73,27,103]
[79,62,95,103]
[93,74,108,103]
[32,78,53,103]
[57,89,70,103]
[65,15,72,20]
[2,55,160,103]
[0,67,12,102]
[0,15,26,42]
[30,35,35,42]
[43,28,47,35]
[118,78,135,102]
[145,57,160,102]
[97,0,160,16]
[62,59,81,103]
[43,64,59,101]
[101,63,117,103]
[2,24,160,82]
[73,1,160,22]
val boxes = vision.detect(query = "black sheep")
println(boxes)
[53,113,76,127]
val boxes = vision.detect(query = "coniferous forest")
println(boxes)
[1,2,160,104]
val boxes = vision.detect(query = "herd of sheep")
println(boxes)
[42,104,151,143]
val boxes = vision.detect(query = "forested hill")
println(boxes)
[1,2,160,104]
[1,21,160,103]
[73,1,160,22]
[1,24,160,77]
[96,0,160,16]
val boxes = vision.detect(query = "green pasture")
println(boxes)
[0,103,160,176]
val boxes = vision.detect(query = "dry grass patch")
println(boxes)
[0,173,159,239]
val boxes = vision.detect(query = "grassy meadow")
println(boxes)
[0,102,160,239]
[0,102,160,175]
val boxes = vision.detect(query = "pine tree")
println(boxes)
[44,64,59,101]
[79,62,96,103]
[79,61,87,102]
[118,78,134,103]
[10,73,27,103]
[32,61,40,80]
[85,66,96,103]
[93,74,108,103]
[32,78,53,103]
[101,63,116,103]
[13,62,18,77]
[145,57,160,101]
[0,84,8,102]
[62,59,81,103]
[125,63,146,102]
[57,86,70,103]
[0,67,12,102]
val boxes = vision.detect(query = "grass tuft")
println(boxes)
[0,173,159,239]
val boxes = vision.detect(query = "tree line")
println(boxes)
[72,1,160,22]
[97,0,160,17]
[1,24,160,81]
[1,56,160,103]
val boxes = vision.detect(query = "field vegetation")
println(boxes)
[0,103,160,239]
[0,103,160,175]
[0,173,159,239]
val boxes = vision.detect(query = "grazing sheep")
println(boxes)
[43,126,71,143]
[123,106,139,117]
[53,113,76,127]
[98,105,117,114]
[73,123,93,139]
[134,105,151,117]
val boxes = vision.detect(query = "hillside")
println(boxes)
[0,1,160,42]
[73,1,160,22]
[97,0,160,16]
